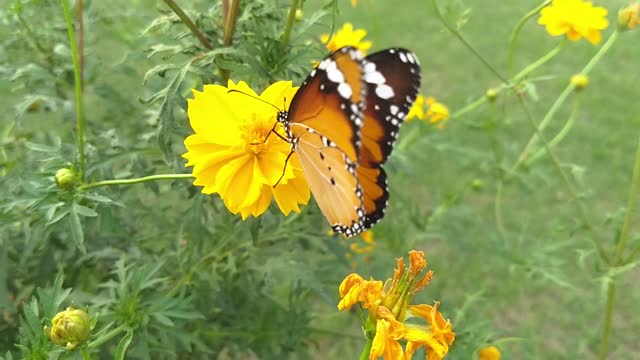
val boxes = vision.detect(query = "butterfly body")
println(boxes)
[278,46,420,237]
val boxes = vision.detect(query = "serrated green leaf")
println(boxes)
[143,64,181,84]
[157,61,192,162]
[114,328,133,360]
[24,142,59,153]
[151,313,175,326]
[69,203,86,253]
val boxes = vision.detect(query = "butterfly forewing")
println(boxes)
[286,46,368,236]
[358,48,421,228]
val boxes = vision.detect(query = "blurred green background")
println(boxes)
[1,0,639,359]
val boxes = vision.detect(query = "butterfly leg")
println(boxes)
[273,149,294,188]
[251,121,288,145]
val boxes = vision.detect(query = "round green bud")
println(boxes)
[44,307,90,350]
[55,168,76,189]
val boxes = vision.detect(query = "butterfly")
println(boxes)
[277,46,421,237]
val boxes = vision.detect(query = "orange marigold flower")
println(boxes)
[538,0,609,45]
[404,302,456,360]
[479,345,501,360]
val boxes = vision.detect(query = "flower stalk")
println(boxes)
[80,174,193,190]
[281,0,300,48]
[62,0,85,181]
[508,0,552,75]
[163,0,213,50]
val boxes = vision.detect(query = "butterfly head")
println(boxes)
[276,110,289,125]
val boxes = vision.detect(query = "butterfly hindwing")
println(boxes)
[358,48,421,228]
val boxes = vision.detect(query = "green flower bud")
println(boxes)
[55,168,76,189]
[486,88,499,102]
[44,307,90,350]
[570,74,589,91]
[471,178,484,191]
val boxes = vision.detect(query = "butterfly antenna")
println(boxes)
[227,89,282,112]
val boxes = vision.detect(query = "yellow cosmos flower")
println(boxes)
[406,94,425,122]
[425,97,450,128]
[478,346,501,360]
[183,80,310,219]
[321,22,372,54]
[538,0,609,45]
[619,2,640,30]
[352,0,358,7]
[338,250,454,360]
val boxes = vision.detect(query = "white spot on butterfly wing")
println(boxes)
[337,82,352,98]
[326,61,345,84]
[375,84,395,99]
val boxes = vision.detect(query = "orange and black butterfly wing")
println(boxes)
[287,47,368,236]
[358,48,421,228]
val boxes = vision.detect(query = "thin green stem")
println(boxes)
[514,30,620,168]
[526,96,580,166]
[508,0,552,76]
[163,0,213,50]
[223,0,240,46]
[450,96,487,120]
[16,13,48,55]
[87,323,129,348]
[281,0,300,48]
[614,134,640,263]
[359,337,373,360]
[516,96,608,263]
[80,346,91,360]
[599,282,616,360]
[432,0,508,83]
[62,0,85,181]
[80,174,193,190]
[512,41,564,82]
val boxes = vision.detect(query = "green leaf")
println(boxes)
[143,64,181,84]
[38,273,72,320]
[82,193,113,203]
[157,61,192,163]
[114,328,133,360]
[69,203,86,253]
[75,204,98,217]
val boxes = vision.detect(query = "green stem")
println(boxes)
[87,323,128,348]
[525,96,580,166]
[223,0,240,46]
[80,174,193,190]
[359,337,373,360]
[512,41,564,82]
[514,30,620,168]
[614,134,640,263]
[516,96,608,263]
[163,0,213,50]
[598,282,616,360]
[80,346,91,360]
[450,96,487,120]
[432,0,508,83]
[508,0,552,76]
[62,0,85,181]
[281,0,300,48]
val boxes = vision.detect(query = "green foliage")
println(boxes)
[2,0,639,359]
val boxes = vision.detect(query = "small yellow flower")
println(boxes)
[425,97,450,128]
[350,230,377,254]
[570,74,589,90]
[619,2,640,30]
[404,302,456,360]
[183,80,310,219]
[538,0,609,45]
[479,345,501,360]
[44,307,91,350]
[406,94,425,122]
[321,22,372,54]
[351,0,358,7]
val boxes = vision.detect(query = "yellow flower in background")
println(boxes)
[425,97,450,128]
[183,80,310,219]
[338,250,454,359]
[350,230,377,254]
[478,346,502,360]
[538,0,609,45]
[406,94,425,122]
[352,0,358,7]
[619,2,640,30]
[321,22,372,54]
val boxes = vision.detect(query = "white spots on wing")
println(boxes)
[390,105,399,115]
[318,59,330,70]
[320,84,325,91]
[374,104,380,111]
[326,60,345,84]
[399,51,408,63]
[391,118,399,126]
[375,84,395,99]
[364,70,385,84]
[350,103,359,114]
[337,82,352,98]
[398,112,405,119]
[310,69,316,77]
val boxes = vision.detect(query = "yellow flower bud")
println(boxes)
[570,74,589,91]
[618,2,640,30]
[479,345,501,360]
[54,168,76,189]
[44,307,90,350]
[486,88,499,102]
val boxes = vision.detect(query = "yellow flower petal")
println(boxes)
[538,0,609,44]
[320,22,371,54]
